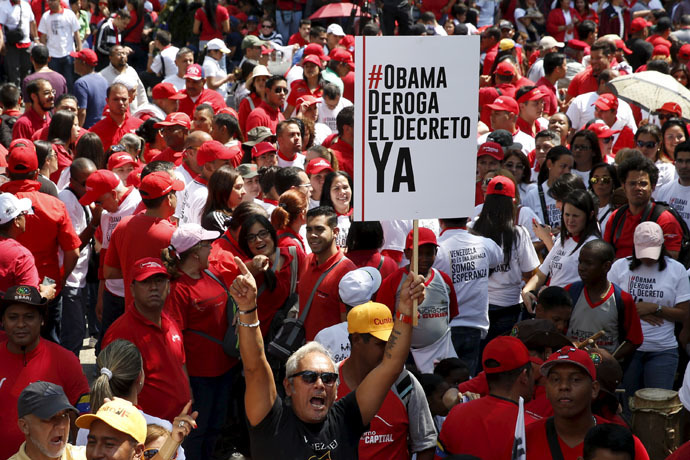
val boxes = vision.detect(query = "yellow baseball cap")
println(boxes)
[347,301,394,342]
[76,398,146,444]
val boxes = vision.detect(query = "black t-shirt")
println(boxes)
[248,391,367,459]
[625,37,653,71]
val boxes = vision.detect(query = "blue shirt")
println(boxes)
[73,72,108,129]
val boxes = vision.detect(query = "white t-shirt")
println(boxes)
[335,214,351,249]
[277,151,306,169]
[598,205,614,237]
[539,234,597,287]
[566,91,637,132]
[163,74,186,91]
[175,163,195,187]
[314,322,350,363]
[572,168,590,184]
[609,256,690,352]
[39,9,80,58]
[175,178,207,225]
[487,225,540,306]
[59,188,91,288]
[202,55,228,99]
[151,45,179,78]
[654,161,679,191]
[317,97,353,133]
[514,8,528,34]
[0,0,35,46]
[477,130,535,157]
[523,182,561,228]
[99,64,149,111]
[433,228,503,336]
[654,180,690,229]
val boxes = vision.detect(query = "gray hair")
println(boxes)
[285,341,336,378]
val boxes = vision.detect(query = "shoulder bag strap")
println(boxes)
[204,268,229,295]
[297,258,342,322]
[377,254,385,270]
[537,182,550,226]
[545,417,566,460]
[612,205,629,247]
[287,245,298,294]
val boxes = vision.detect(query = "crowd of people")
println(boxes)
[3,0,690,458]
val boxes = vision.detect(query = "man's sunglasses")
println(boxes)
[289,370,338,386]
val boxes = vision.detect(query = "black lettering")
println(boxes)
[368,116,378,140]
[369,142,393,192]
[394,116,404,140]
[384,65,394,89]
[421,67,434,88]
[437,67,447,87]
[429,117,440,139]
[368,90,379,115]
[381,92,390,115]
[459,116,471,138]
[392,147,416,192]
[393,92,403,115]
[428,92,438,113]
[417,118,427,140]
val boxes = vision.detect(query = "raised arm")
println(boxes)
[229,256,277,426]
[355,273,425,426]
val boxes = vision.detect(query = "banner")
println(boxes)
[354,36,480,221]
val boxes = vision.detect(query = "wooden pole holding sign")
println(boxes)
[412,220,419,326]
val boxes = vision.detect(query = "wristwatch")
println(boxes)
[655,304,663,315]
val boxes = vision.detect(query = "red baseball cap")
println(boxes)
[650,36,671,48]
[517,87,545,104]
[297,95,319,107]
[251,141,277,159]
[107,152,137,171]
[306,158,333,175]
[566,39,588,51]
[405,227,438,250]
[139,171,184,199]
[154,112,191,130]
[653,44,670,57]
[656,102,683,117]
[540,346,597,380]
[615,39,632,55]
[303,54,323,69]
[588,122,620,138]
[304,43,329,61]
[184,64,204,80]
[126,165,143,188]
[131,257,170,282]
[631,17,652,33]
[152,82,185,100]
[339,34,355,52]
[329,48,354,70]
[477,141,504,161]
[79,170,121,206]
[487,175,515,198]
[680,44,690,60]
[592,93,618,111]
[495,61,515,76]
[7,146,38,174]
[8,138,35,153]
[70,49,98,66]
[487,96,519,115]
[217,107,239,119]
[196,140,235,167]
[482,336,530,374]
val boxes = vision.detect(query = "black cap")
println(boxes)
[487,129,514,148]
[17,381,78,419]
[509,319,573,350]
[0,285,47,316]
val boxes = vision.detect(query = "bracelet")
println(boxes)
[237,318,260,328]
[237,306,258,315]
[396,311,414,325]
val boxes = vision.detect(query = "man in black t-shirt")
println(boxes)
[228,257,426,460]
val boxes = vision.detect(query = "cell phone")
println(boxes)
[42,276,55,286]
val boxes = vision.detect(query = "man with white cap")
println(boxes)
[99,45,148,111]
[314,266,383,362]
[526,36,564,83]
[0,193,41,293]
[202,38,235,100]
[325,24,345,52]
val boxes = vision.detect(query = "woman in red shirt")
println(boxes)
[162,223,235,460]
[546,0,579,42]
[573,0,598,24]
[238,64,271,134]
[193,0,230,47]
[271,188,307,263]
[285,54,325,117]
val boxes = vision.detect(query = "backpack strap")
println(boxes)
[395,369,413,408]
[186,269,234,346]
[612,283,626,347]
[537,182,550,226]
[567,281,584,308]
[298,258,342,322]
[608,204,629,249]
[377,254,385,271]
[545,417,566,460]
[287,245,298,294]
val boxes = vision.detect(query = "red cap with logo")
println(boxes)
[487,96,519,115]
[566,39,588,51]
[487,175,515,198]
[631,17,652,33]
[477,141,504,161]
[131,257,170,282]
[7,146,39,174]
[154,112,191,130]
[405,227,438,250]
[588,122,620,138]
[329,48,354,70]
[70,49,98,66]
[108,152,138,171]
[217,107,240,119]
[495,61,515,76]
[79,170,121,206]
[303,54,324,69]
[196,140,235,167]
[517,87,545,104]
[540,346,597,380]
[656,102,682,117]
[297,95,319,107]
[152,82,186,100]
[482,336,530,374]
[139,171,184,199]
[8,138,35,153]
[650,36,672,48]
[615,39,632,55]
[304,43,329,60]
[306,158,333,175]
[593,93,618,111]
[251,141,278,159]
[184,64,204,80]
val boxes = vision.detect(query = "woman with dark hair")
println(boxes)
[46,110,79,182]
[634,123,674,189]
[34,140,59,196]
[671,64,690,88]
[271,189,307,263]
[161,223,232,460]
[546,0,579,42]
[320,171,353,248]
[345,221,399,279]
[570,129,603,183]
[473,175,540,339]
[201,165,246,233]
[284,55,327,118]
[502,150,535,198]
[238,65,271,133]
[658,118,688,187]
[56,132,106,189]
[193,0,230,47]
[136,116,165,163]
[523,146,574,229]
[609,221,690,396]
[238,214,299,338]
[522,189,600,310]
[573,0,598,24]
[589,162,620,235]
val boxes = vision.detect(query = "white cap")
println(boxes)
[113,74,137,91]
[634,221,665,260]
[539,36,564,49]
[0,194,32,225]
[246,64,272,87]
[207,38,231,54]
[338,267,382,308]
[327,24,345,36]
[170,223,220,253]
[144,1,152,11]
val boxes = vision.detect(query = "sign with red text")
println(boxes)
[354,36,479,221]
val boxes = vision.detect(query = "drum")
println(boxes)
[630,388,684,460]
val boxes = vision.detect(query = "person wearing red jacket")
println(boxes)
[567,42,614,101]
[177,64,226,118]
[546,0,579,43]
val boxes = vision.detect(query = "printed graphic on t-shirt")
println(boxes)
[448,247,488,283]
[668,196,689,223]
[627,275,665,301]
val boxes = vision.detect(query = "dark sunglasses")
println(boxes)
[289,370,338,386]
[658,113,674,120]
[589,176,612,185]
[274,87,288,94]
[601,137,613,144]
[635,140,658,149]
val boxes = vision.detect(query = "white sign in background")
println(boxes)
[354,35,480,222]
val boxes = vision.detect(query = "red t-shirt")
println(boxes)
[245,101,285,136]
[535,77,559,117]
[151,146,184,166]
[276,228,307,264]
[104,213,176,306]
[377,267,459,318]
[288,32,308,47]
[475,180,484,206]
[0,180,81,291]
[166,268,236,377]
[194,4,229,41]
[89,114,144,153]
[567,67,599,99]
[418,0,447,19]
[299,250,357,341]
[0,236,40,292]
[330,137,353,179]
[612,125,635,155]
[0,339,90,460]
[238,92,263,135]
[122,9,145,43]
[346,249,399,280]
[525,385,553,420]
[525,416,649,460]
[603,205,683,258]
[667,439,690,460]
[253,246,299,337]
[436,395,538,459]
[341,70,354,103]
[102,307,191,422]
[12,108,50,140]
[478,83,517,127]
[178,88,227,118]
[287,80,322,109]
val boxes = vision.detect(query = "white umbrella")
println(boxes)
[608,71,690,121]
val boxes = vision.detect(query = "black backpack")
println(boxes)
[607,201,690,269]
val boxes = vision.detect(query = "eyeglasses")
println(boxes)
[273,86,288,94]
[658,113,674,121]
[601,137,613,144]
[262,24,273,28]
[636,140,658,149]
[289,370,338,386]
[246,229,271,242]
[571,144,591,152]
[42,89,57,96]
[589,176,612,185]
[626,180,650,188]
